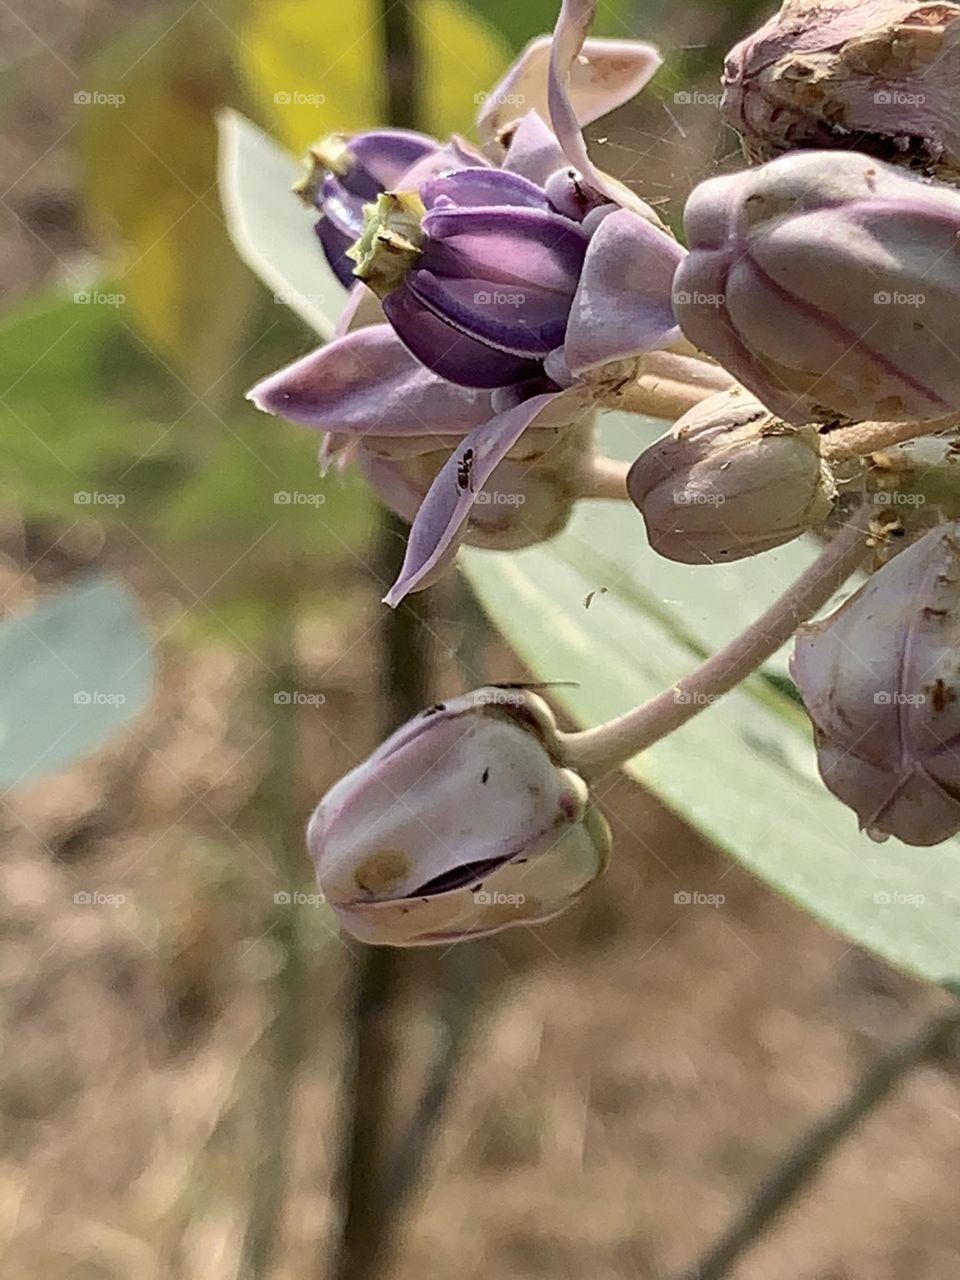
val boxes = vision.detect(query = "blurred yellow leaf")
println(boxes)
[239,0,510,152]
[81,5,255,387]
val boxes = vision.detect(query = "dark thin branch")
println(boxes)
[683,1005,960,1280]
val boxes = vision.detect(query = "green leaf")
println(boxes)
[463,414,960,987]
[218,110,341,338]
[0,579,152,788]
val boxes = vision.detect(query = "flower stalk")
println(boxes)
[559,508,873,777]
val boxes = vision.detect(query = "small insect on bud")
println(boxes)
[308,688,610,945]
[675,150,960,424]
[791,521,960,845]
[722,0,960,182]
[626,387,836,563]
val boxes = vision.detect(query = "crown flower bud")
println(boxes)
[308,688,610,946]
[675,150,960,424]
[791,521,960,845]
[722,0,960,181]
[626,388,836,563]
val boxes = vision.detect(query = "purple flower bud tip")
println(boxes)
[791,521,960,846]
[676,149,960,424]
[308,688,610,946]
[723,0,960,181]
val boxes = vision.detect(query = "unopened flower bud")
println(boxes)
[791,521,960,845]
[675,150,960,424]
[626,387,836,563]
[722,0,960,182]
[308,688,610,945]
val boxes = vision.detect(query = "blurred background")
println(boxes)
[2,0,960,1277]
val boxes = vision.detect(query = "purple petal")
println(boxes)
[247,325,494,435]
[477,31,661,153]
[342,129,440,198]
[407,268,571,357]
[563,208,685,374]
[383,391,562,605]
[421,207,588,281]
[382,288,543,388]
[502,111,568,186]
[547,3,660,203]
[316,215,361,289]
[421,167,551,211]
[397,136,490,191]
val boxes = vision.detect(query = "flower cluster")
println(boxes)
[249,0,960,943]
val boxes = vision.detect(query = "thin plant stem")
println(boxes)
[821,411,960,461]
[682,1006,960,1280]
[561,509,872,777]
[237,594,310,1279]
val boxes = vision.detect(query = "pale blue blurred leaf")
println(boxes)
[0,579,152,788]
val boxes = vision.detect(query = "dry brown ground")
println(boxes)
[2,1,960,1278]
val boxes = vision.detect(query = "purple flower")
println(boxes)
[252,0,681,605]
[299,130,442,287]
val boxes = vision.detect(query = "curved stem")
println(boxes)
[608,352,736,421]
[821,411,960,462]
[581,455,629,500]
[560,510,872,778]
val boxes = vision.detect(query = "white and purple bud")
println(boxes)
[675,150,960,424]
[308,688,610,945]
[791,521,960,845]
[627,387,836,563]
[722,0,960,181]
[296,130,441,287]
